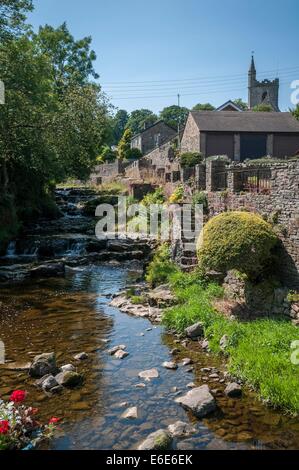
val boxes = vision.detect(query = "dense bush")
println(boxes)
[197,211,278,277]
[192,191,208,214]
[168,184,184,204]
[141,187,165,207]
[146,244,178,287]
[180,152,203,168]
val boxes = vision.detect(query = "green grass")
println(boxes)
[162,269,299,414]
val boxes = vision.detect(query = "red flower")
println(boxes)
[49,417,61,425]
[0,420,10,435]
[10,390,26,403]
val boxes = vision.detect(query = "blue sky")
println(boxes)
[29,0,299,113]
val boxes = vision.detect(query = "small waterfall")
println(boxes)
[66,240,86,257]
[6,241,16,257]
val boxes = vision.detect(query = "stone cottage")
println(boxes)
[130,120,177,155]
[180,111,299,161]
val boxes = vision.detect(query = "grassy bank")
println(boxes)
[149,260,299,414]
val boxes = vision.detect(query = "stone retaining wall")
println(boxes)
[207,161,299,289]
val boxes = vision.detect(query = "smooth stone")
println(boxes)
[74,352,88,361]
[181,358,193,366]
[121,406,138,419]
[138,368,159,381]
[55,371,83,388]
[118,402,129,408]
[108,345,126,355]
[114,350,129,360]
[135,383,146,389]
[138,430,172,451]
[162,361,178,370]
[41,375,59,392]
[201,339,209,350]
[175,385,217,418]
[224,382,242,398]
[61,364,75,372]
[29,352,58,378]
[209,373,219,379]
[187,382,196,388]
[168,421,197,438]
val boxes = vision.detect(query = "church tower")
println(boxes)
[248,55,280,111]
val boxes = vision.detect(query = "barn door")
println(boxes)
[240,134,267,161]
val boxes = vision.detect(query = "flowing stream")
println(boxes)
[1,189,299,450]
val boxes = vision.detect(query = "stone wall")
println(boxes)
[90,161,130,184]
[180,114,200,153]
[207,161,299,289]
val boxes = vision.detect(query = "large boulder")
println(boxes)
[29,353,58,378]
[185,322,204,339]
[138,430,172,451]
[175,385,216,418]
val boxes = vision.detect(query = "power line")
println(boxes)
[101,65,299,87]
[107,79,298,99]
[107,78,295,101]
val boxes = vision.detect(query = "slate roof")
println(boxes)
[190,111,299,133]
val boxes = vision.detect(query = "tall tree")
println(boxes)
[0,0,33,41]
[112,109,129,144]
[126,109,157,135]
[233,98,248,110]
[192,103,215,111]
[34,22,99,90]
[159,105,189,129]
[292,105,299,121]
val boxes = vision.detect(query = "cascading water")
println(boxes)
[5,241,16,258]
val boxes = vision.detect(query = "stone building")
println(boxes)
[216,100,243,112]
[130,120,177,155]
[181,111,299,161]
[248,56,279,111]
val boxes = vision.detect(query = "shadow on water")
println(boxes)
[1,264,299,450]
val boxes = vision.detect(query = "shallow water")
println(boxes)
[1,264,299,450]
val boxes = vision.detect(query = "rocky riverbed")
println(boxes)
[1,188,299,450]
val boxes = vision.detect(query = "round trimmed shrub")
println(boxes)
[197,211,278,277]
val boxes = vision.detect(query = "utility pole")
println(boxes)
[177,93,181,152]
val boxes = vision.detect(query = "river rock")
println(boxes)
[74,352,88,361]
[138,430,172,450]
[181,358,193,366]
[167,421,197,438]
[185,322,204,339]
[162,361,178,370]
[224,382,242,398]
[61,364,75,372]
[29,353,58,378]
[114,350,129,359]
[108,345,126,355]
[175,385,217,418]
[30,263,65,278]
[138,368,159,381]
[148,285,176,307]
[55,371,83,388]
[41,375,59,392]
[201,339,209,350]
[121,406,138,419]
